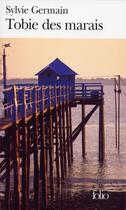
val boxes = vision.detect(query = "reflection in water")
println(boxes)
[96,162,106,189]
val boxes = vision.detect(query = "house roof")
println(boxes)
[35,58,78,76]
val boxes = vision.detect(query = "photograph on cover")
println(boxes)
[0,38,126,210]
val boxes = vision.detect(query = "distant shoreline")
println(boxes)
[0,78,126,86]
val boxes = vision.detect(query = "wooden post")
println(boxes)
[45,88,49,174]
[59,105,64,179]
[49,111,54,198]
[99,101,105,161]
[12,86,21,210]
[32,87,40,210]
[59,86,65,179]
[40,87,48,207]
[63,87,67,173]
[26,123,30,210]
[62,103,67,176]
[55,108,60,183]
[114,75,121,153]
[13,123,21,210]
[21,88,28,210]
[2,48,7,89]
[5,128,11,210]
[114,78,118,147]
[66,104,71,167]
[82,84,86,157]
[54,86,60,185]
[117,75,121,153]
[82,105,86,157]
[3,48,7,117]
[48,87,54,199]
[21,123,28,210]
[39,113,48,207]
[45,124,49,174]
[69,105,73,162]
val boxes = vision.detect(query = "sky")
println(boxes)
[0,38,126,79]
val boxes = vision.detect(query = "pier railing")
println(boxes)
[74,83,103,98]
[1,83,104,122]
[3,85,74,122]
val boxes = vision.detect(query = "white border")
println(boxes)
[0,0,126,38]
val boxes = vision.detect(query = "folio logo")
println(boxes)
[92,190,109,200]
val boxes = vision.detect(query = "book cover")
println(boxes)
[0,1,126,210]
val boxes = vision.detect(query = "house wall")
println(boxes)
[38,69,57,86]
[38,69,75,86]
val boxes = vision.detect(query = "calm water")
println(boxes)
[63,85,126,192]
[0,85,126,193]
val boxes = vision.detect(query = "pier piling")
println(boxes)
[0,83,104,210]
[82,104,86,157]
[99,101,105,161]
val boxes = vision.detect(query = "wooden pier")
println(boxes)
[0,83,104,210]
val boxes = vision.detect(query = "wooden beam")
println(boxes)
[82,105,86,157]
[5,128,11,210]
[72,105,99,142]
[99,101,105,161]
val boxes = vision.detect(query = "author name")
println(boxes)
[6,5,69,16]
